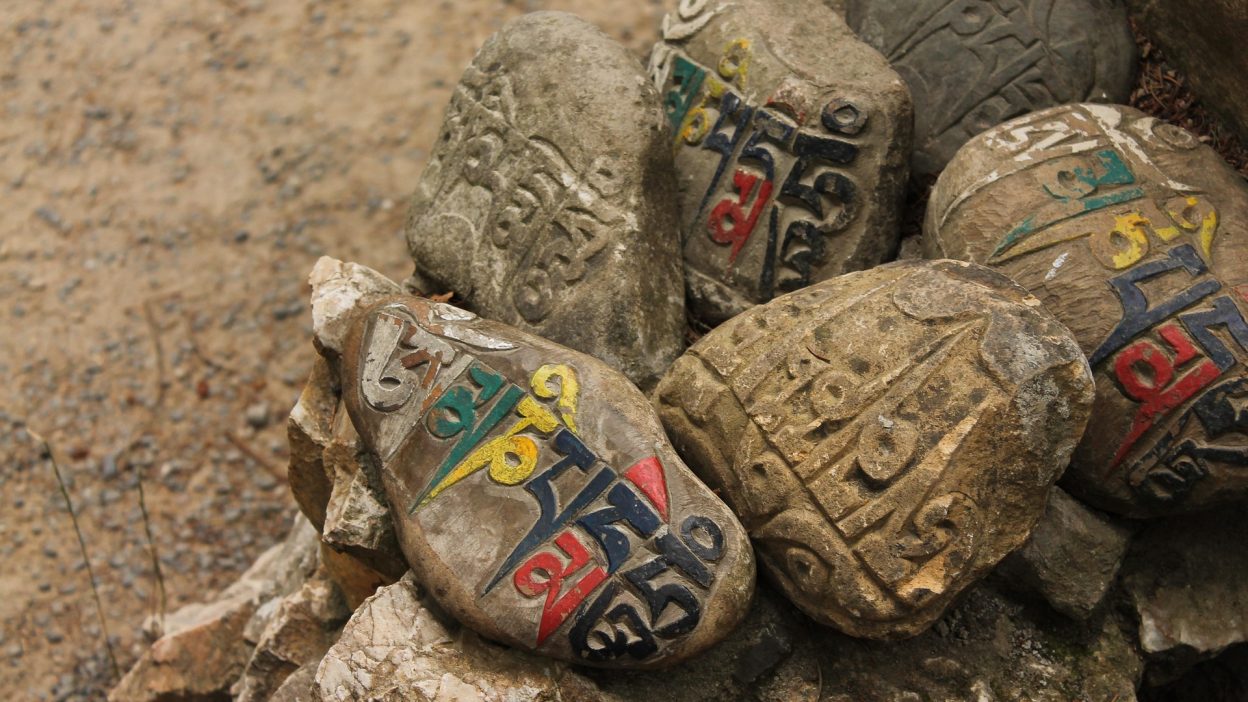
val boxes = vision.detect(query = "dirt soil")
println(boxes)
[0,2,1243,701]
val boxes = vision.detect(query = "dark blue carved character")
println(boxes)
[1089,244,1221,366]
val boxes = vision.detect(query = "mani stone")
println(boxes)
[311,257,755,669]
[649,0,912,325]
[1129,0,1248,145]
[404,12,685,390]
[656,260,1094,639]
[847,0,1136,176]
[926,103,1248,518]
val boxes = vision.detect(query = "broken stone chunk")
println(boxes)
[314,258,755,668]
[926,103,1248,518]
[848,0,1136,175]
[404,12,685,389]
[650,0,911,324]
[997,486,1132,620]
[656,259,1094,639]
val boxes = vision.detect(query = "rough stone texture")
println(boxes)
[404,12,684,390]
[288,357,339,533]
[649,0,911,324]
[588,582,1143,702]
[1121,507,1248,683]
[848,0,1136,176]
[313,258,755,668]
[824,0,846,14]
[1128,0,1248,145]
[997,487,1132,620]
[234,568,351,702]
[656,259,1094,639]
[926,103,1248,518]
[109,517,320,702]
[314,572,600,702]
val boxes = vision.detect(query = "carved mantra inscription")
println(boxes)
[928,104,1248,515]
[654,39,862,300]
[657,262,1091,638]
[419,66,624,325]
[848,0,1135,173]
[352,301,739,665]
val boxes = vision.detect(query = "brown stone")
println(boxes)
[313,258,755,668]
[404,12,685,390]
[649,0,912,324]
[109,518,320,702]
[656,260,1094,639]
[925,103,1248,518]
[996,486,1132,620]
[1128,0,1248,146]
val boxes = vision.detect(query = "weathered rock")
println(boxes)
[1128,0,1248,145]
[1121,507,1248,683]
[314,572,601,702]
[656,259,1094,639]
[404,12,685,390]
[649,0,912,324]
[997,487,1132,620]
[320,404,408,581]
[847,0,1136,175]
[824,0,846,14]
[589,582,1144,702]
[110,517,320,702]
[925,103,1248,518]
[234,568,351,702]
[288,357,338,532]
[312,258,755,668]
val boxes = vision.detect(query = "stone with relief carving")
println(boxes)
[656,260,1093,639]
[309,257,755,668]
[925,104,1248,518]
[649,0,911,324]
[404,12,684,390]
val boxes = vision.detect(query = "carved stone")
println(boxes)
[656,260,1094,639]
[404,12,685,390]
[926,103,1248,518]
[649,0,911,324]
[848,0,1136,175]
[313,258,755,668]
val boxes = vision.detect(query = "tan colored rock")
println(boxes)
[313,258,755,668]
[925,103,1248,517]
[109,517,320,702]
[405,12,685,390]
[288,357,338,532]
[656,260,1094,639]
[234,568,351,702]
[319,542,394,611]
[649,0,912,324]
[314,572,600,702]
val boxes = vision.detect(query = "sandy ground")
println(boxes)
[0,1,659,698]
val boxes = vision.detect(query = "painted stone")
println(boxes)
[314,258,755,668]
[649,0,912,324]
[926,104,1248,518]
[404,12,685,390]
[847,0,1136,175]
[1129,0,1248,145]
[656,260,1094,639]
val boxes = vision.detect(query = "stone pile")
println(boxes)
[112,2,1248,701]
